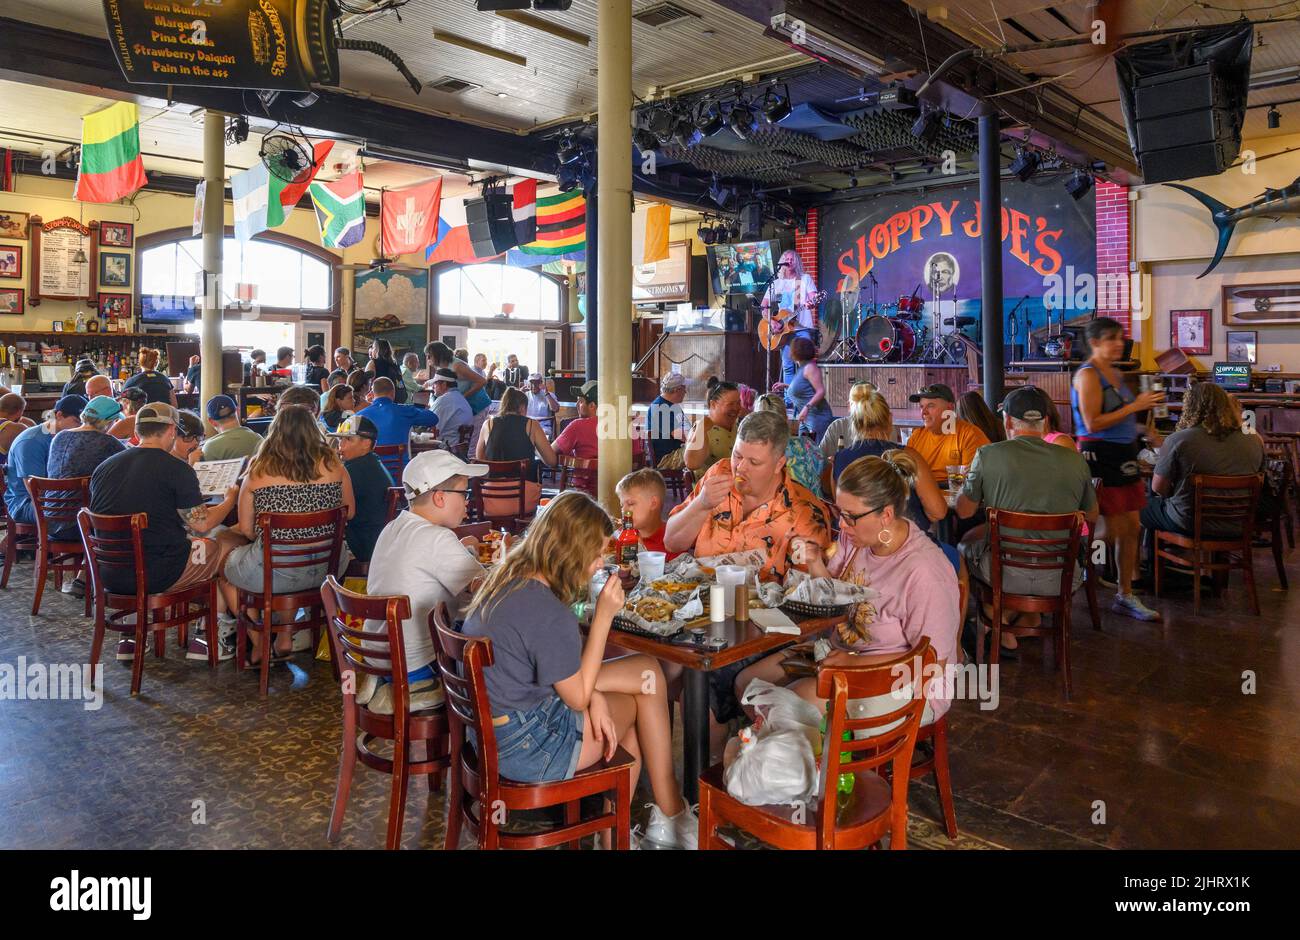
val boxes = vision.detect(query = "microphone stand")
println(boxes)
[759,275,777,394]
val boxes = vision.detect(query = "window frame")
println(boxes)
[430,261,568,329]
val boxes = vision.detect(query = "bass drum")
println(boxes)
[855,317,916,363]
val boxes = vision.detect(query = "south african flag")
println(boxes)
[518,190,586,256]
[308,171,365,249]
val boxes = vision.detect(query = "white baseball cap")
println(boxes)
[402,449,487,500]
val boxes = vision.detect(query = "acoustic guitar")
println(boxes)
[757,290,827,352]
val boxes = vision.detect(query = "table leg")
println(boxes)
[682,668,709,804]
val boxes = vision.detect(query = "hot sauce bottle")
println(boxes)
[616,511,640,568]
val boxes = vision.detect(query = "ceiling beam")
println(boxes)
[0,17,557,177]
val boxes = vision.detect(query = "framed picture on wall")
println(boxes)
[98,222,134,248]
[1170,309,1212,354]
[1226,330,1257,364]
[0,211,28,240]
[98,292,131,320]
[99,252,131,287]
[0,287,25,315]
[0,245,21,279]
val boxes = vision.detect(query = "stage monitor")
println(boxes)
[141,294,198,324]
[706,240,781,298]
[1213,362,1251,391]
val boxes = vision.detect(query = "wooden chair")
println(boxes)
[0,475,37,589]
[384,485,406,524]
[972,509,1085,701]
[471,458,533,533]
[26,476,91,616]
[373,444,407,485]
[1153,473,1262,616]
[432,603,634,850]
[909,561,964,841]
[234,507,347,696]
[557,454,597,496]
[1261,435,1296,549]
[698,641,936,850]
[77,509,221,696]
[453,425,472,460]
[320,576,450,849]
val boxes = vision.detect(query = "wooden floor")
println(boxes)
[0,540,1296,850]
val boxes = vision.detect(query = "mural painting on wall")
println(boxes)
[819,178,1097,351]
[353,268,428,361]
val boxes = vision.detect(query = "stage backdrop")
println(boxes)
[818,177,1096,351]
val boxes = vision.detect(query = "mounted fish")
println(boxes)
[1165,177,1300,278]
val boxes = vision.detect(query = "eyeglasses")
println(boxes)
[831,503,885,525]
[433,488,471,497]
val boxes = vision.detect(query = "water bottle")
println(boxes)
[820,707,855,797]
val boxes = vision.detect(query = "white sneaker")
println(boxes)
[1112,593,1162,622]
[641,803,698,850]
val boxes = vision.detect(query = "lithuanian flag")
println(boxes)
[73,102,148,203]
[518,190,586,255]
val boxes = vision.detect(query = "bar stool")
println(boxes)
[432,603,634,850]
[26,475,92,616]
[320,576,450,850]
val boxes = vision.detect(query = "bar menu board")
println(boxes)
[101,0,339,90]
[633,242,692,303]
[39,221,92,300]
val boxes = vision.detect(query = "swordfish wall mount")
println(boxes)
[1166,178,1300,278]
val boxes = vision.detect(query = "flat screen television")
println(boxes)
[140,294,197,324]
[706,240,782,298]
[1213,362,1252,391]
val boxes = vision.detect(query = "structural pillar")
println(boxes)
[978,113,1005,407]
[340,268,356,357]
[595,0,632,513]
[200,111,225,428]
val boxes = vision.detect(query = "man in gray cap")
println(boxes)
[429,368,473,442]
[62,359,99,399]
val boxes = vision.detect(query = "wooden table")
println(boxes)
[589,610,846,802]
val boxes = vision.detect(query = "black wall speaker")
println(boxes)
[739,202,763,240]
[465,192,517,255]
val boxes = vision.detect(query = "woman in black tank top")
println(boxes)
[364,339,407,403]
[479,387,557,482]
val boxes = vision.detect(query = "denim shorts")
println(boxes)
[493,693,583,784]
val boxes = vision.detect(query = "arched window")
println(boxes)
[435,263,562,322]
[140,235,332,310]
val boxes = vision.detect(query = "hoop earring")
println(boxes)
[877,525,894,547]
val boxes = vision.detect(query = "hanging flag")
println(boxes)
[423,216,454,261]
[426,223,502,266]
[519,190,586,255]
[382,177,443,256]
[308,171,365,248]
[231,162,270,243]
[631,203,671,265]
[72,101,148,203]
[512,179,537,247]
[267,139,334,229]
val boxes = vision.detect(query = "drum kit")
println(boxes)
[822,271,968,365]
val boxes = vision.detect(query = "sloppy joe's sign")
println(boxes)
[101,0,339,91]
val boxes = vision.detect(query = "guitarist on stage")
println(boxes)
[760,249,820,387]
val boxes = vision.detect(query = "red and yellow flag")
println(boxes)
[73,102,148,203]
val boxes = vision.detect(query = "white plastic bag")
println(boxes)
[723,725,818,806]
[740,678,823,733]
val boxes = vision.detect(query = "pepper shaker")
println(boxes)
[734,584,749,622]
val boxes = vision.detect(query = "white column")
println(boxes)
[200,110,225,427]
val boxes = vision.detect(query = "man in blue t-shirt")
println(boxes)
[3,395,85,525]
[355,377,439,448]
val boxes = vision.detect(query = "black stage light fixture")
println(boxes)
[633,127,660,153]
[646,108,675,141]
[1269,105,1282,129]
[557,133,582,165]
[1009,147,1041,182]
[672,114,699,148]
[729,103,757,140]
[911,108,941,145]
[558,162,583,192]
[762,85,792,123]
[1065,168,1094,200]
[699,223,718,246]
[695,103,726,137]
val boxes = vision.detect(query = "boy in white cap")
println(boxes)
[360,450,488,714]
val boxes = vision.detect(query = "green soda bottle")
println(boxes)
[820,706,854,797]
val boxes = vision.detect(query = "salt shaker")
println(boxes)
[709,583,726,623]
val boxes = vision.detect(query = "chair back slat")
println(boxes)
[373,444,406,485]
[557,455,596,495]
[384,486,406,524]
[320,575,413,685]
[1192,473,1261,542]
[28,476,92,543]
[988,509,1083,604]
[76,508,149,605]
[472,459,530,526]
[254,508,346,597]
[431,603,500,790]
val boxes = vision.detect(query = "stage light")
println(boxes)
[709,177,736,209]
[728,103,757,140]
[558,162,583,192]
[911,108,941,145]
[695,103,725,137]
[699,224,718,246]
[1009,147,1040,182]
[672,114,699,148]
[1065,168,1093,200]
[557,133,582,165]
[646,108,675,141]
[633,127,660,153]
[762,86,792,123]
[1269,105,1282,129]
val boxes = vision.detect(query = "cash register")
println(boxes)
[32,363,73,393]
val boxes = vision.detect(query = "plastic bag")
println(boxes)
[723,725,818,806]
[740,678,823,733]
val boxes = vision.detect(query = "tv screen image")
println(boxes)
[706,240,780,298]
[140,294,197,323]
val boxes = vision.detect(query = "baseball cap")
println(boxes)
[402,449,487,500]
[432,367,459,384]
[909,383,955,404]
[136,402,178,427]
[55,394,88,417]
[578,379,598,402]
[1000,385,1050,421]
[175,410,205,440]
[74,358,97,375]
[118,387,148,406]
[660,373,686,392]
[206,394,238,421]
[82,395,123,422]
[328,414,378,441]
[528,372,543,382]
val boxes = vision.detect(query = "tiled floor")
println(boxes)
[1,540,1297,850]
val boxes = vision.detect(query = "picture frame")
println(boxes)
[51,319,63,333]
[0,211,29,240]
[0,287,25,315]
[98,221,134,248]
[1222,282,1300,326]
[0,244,21,279]
[97,292,131,321]
[1226,330,1258,364]
[99,251,131,288]
[1170,309,1212,355]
